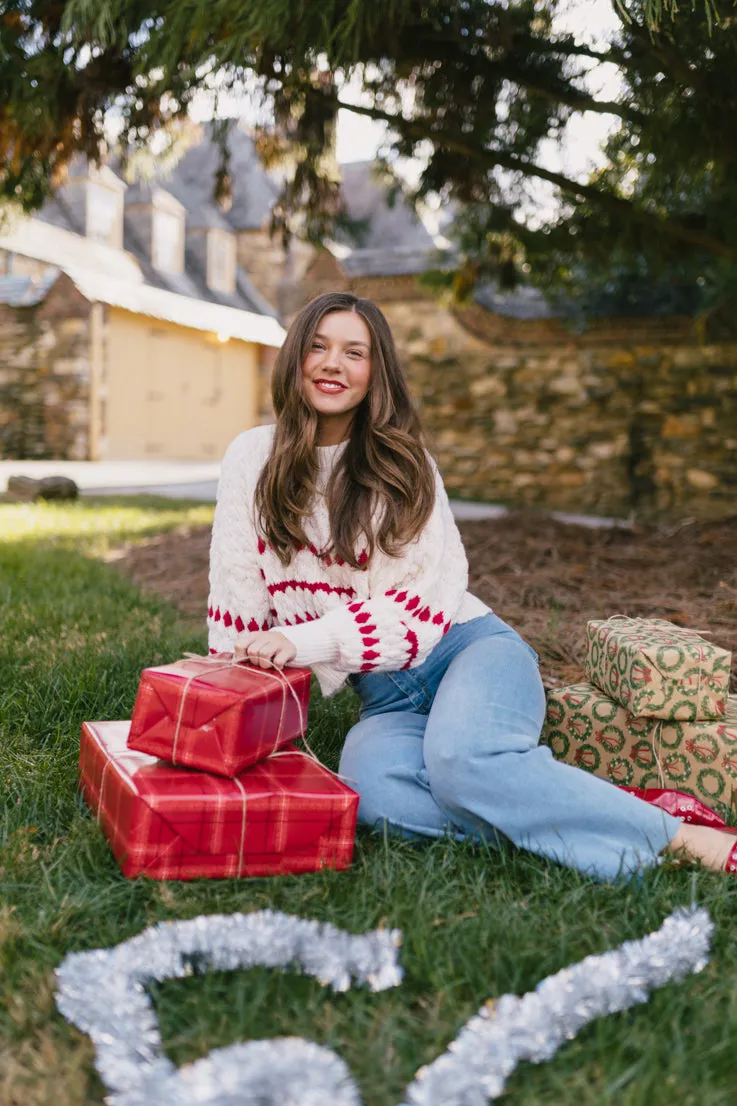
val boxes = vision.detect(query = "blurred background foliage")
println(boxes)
[1,0,736,327]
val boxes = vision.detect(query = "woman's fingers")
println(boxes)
[233,632,255,662]
[243,645,277,668]
[232,631,294,669]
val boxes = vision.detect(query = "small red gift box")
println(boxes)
[80,721,359,880]
[127,654,312,777]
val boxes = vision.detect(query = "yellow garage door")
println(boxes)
[104,311,260,459]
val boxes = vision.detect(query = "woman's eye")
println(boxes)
[348,350,362,358]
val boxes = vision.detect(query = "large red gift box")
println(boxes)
[80,721,359,880]
[127,654,312,777]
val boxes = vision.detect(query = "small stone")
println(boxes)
[557,471,586,487]
[548,376,583,396]
[6,475,79,501]
[469,376,505,399]
[686,469,718,490]
[494,411,518,434]
[587,442,621,460]
[662,415,701,439]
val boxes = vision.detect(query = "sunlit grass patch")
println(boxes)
[0,496,214,553]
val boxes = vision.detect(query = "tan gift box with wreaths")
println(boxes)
[541,682,737,821]
[584,616,732,720]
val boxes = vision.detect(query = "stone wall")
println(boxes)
[0,273,91,459]
[382,298,737,522]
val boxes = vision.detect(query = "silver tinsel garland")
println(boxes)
[55,905,712,1106]
[402,905,713,1106]
[55,909,403,1106]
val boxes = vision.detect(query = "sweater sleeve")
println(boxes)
[277,457,469,674]
[207,434,273,653]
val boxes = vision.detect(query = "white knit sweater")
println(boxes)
[207,424,492,698]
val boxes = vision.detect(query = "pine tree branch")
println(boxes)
[340,100,737,260]
[383,26,639,123]
[626,19,710,95]
[488,60,643,123]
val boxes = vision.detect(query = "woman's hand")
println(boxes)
[233,630,297,669]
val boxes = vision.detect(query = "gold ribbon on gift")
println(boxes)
[652,719,665,789]
[97,757,113,824]
[94,729,141,825]
[171,652,307,767]
[233,774,249,879]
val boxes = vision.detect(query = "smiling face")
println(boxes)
[300,309,373,445]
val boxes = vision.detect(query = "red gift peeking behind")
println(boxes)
[127,654,312,778]
[80,721,359,880]
[618,785,729,829]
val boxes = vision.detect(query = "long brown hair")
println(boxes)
[253,291,437,570]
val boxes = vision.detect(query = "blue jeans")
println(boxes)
[342,612,681,882]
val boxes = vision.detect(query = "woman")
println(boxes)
[208,290,736,882]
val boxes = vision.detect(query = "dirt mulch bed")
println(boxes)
[107,513,737,693]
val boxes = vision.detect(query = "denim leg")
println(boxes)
[339,711,469,841]
[422,634,682,882]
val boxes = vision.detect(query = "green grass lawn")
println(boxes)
[2,498,737,1106]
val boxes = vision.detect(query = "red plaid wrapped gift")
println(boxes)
[127,654,312,777]
[80,721,358,880]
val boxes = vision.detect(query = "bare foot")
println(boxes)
[665,823,736,872]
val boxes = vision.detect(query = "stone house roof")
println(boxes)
[337,160,437,249]
[0,265,285,346]
[473,282,555,320]
[26,146,279,322]
[0,215,284,345]
[120,127,456,281]
[7,120,558,324]
[157,125,280,231]
[0,270,61,307]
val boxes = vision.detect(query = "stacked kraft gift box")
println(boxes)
[79,655,359,879]
[541,616,737,822]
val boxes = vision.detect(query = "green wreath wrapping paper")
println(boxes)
[584,617,731,721]
[541,683,737,821]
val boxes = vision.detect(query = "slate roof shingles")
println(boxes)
[25,121,557,320]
